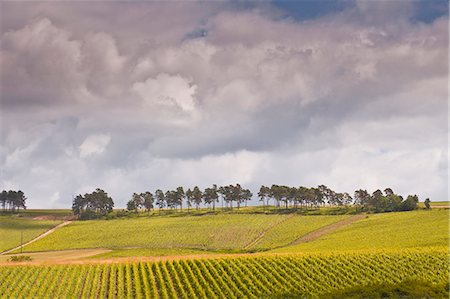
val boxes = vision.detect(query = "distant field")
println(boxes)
[19,214,349,253]
[273,210,449,253]
[1,209,73,218]
[0,217,61,252]
[1,249,447,298]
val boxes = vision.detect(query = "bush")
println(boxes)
[8,255,32,262]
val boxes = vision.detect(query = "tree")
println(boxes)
[242,188,253,207]
[72,188,113,219]
[400,195,419,211]
[155,189,165,212]
[126,199,137,212]
[385,192,403,212]
[0,190,27,213]
[175,187,185,211]
[370,189,385,212]
[424,198,431,210]
[185,188,193,212]
[126,193,144,213]
[258,185,270,208]
[203,186,218,210]
[354,189,370,211]
[211,184,219,211]
[192,186,203,210]
[142,192,154,213]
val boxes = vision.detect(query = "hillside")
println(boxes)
[17,214,349,254]
[272,210,449,253]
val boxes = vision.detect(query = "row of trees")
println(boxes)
[0,190,27,212]
[258,185,352,209]
[72,188,114,219]
[72,185,424,218]
[258,185,420,212]
[126,184,253,213]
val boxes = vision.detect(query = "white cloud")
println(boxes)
[79,134,111,158]
[0,2,447,208]
[133,73,197,112]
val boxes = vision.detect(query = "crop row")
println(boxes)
[0,251,448,298]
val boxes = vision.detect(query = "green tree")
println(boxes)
[424,198,431,210]
[400,195,419,211]
[155,189,165,212]
[192,186,203,210]
[142,192,154,213]
[72,189,114,219]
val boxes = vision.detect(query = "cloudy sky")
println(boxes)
[0,0,448,208]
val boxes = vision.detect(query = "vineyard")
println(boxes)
[0,249,448,298]
[273,210,449,253]
[0,217,61,253]
[18,214,348,253]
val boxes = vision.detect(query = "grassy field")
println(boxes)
[273,210,449,253]
[0,249,447,298]
[19,214,350,253]
[0,216,61,253]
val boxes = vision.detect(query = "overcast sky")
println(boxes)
[0,1,448,208]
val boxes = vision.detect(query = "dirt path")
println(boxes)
[244,214,295,250]
[287,214,366,246]
[1,221,72,255]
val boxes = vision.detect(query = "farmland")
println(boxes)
[0,216,61,253]
[272,210,449,253]
[18,214,349,253]
[1,209,448,298]
[0,249,447,298]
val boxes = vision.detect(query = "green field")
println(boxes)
[0,217,61,253]
[19,214,349,253]
[273,210,449,253]
[1,249,447,298]
[2,209,449,298]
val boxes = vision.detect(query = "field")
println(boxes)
[0,217,61,253]
[1,209,449,298]
[18,214,349,253]
[0,249,447,298]
[272,210,449,253]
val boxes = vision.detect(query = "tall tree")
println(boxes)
[258,185,270,208]
[176,187,185,211]
[185,188,193,212]
[155,189,165,212]
[142,192,154,214]
[192,186,203,210]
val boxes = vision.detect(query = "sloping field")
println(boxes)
[247,215,349,250]
[0,217,61,253]
[20,214,350,253]
[0,249,447,298]
[273,210,449,253]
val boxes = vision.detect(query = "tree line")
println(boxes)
[126,184,253,213]
[71,184,426,219]
[0,190,27,212]
[259,185,422,212]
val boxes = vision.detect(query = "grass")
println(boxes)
[0,216,61,253]
[18,214,349,253]
[272,210,449,253]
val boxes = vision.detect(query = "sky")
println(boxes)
[0,0,448,208]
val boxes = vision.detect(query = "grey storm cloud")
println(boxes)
[0,1,447,208]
